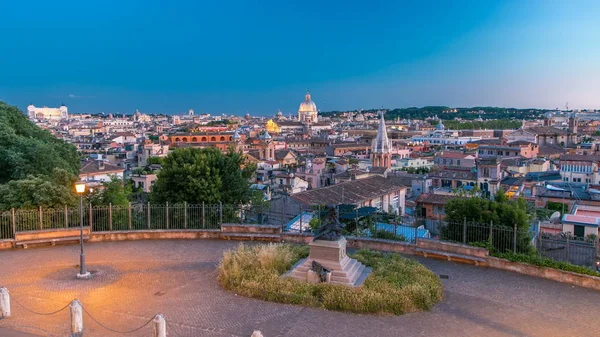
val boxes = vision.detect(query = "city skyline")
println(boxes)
[1,0,600,115]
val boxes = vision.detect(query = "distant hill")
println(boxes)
[320,106,551,120]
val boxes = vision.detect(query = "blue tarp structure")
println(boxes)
[338,206,378,219]
[285,211,314,232]
[364,223,431,241]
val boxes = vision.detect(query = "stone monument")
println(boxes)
[289,206,371,287]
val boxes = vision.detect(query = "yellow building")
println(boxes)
[265,119,281,134]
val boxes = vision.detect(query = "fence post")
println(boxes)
[89,204,93,232]
[537,229,542,257]
[184,202,188,229]
[39,206,43,230]
[152,314,167,337]
[128,202,132,230]
[147,202,151,230]
[0,287,10,318]
[512,223,517,253]
[565,235,570,262]
[70,299,83,336]
[488,221,493,244]
[299,206,303,232]
[165,202,169,230]
[65,205,69,229]
[11,208,16,239]
[462,217,467,244]
[202,202,205,229]
[219,201,223,225]
[413,225,418,244]
[108,203,113,231]
[355,209,359,236]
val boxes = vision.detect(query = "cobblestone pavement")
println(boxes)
[1,240,600,337]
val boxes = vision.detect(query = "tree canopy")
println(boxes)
[0,168,77,210]
[0,102,80,210]
[441,191,532,253]
[0,102,80,183]
[150,147,256,205]
[444,192,529,230]
[87,176,132,206]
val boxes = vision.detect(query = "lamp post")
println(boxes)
[74,181,90,279]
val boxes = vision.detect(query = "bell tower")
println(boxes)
[371,111,392,168]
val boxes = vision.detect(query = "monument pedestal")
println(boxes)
[289,237,371,287]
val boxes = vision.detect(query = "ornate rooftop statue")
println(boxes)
[314,205,345,241]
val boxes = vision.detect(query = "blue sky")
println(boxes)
[1,0,599,115]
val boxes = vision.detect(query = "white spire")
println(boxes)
[372,111,392,154]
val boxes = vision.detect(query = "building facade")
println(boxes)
[27,103,68,120]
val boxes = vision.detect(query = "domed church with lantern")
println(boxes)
[298,90,318,124]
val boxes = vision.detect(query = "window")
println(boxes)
[586,178,591,183]
[497,151,503,156]
[457,160,461,166]
[483,167,490,177]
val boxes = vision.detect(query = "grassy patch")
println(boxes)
[217,243,443,315]
[493,251,600,277]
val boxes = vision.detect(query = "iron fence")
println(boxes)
[0,203,248,239]
[439,220,534,255]
[1,203,598,269]
[537,233,597,267]
[269,205,425,243]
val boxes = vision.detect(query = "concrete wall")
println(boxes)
[486,257,600,291]
[15,227,91,241]
[89,230,221,242]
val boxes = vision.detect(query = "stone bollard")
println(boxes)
[70,299,83,337]
[152,314,166,337]
[251,331,264,337]
[0,287,10,318]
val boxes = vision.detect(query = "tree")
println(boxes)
[0,168,77,210]
[0,102,79,183]
[441,196,531,253]
[150,147,256,204]
[87,176,132,206]
[0,102,80,210]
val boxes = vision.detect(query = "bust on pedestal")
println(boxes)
[289,206,371,287]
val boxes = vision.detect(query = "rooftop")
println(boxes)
[291,175,406,206]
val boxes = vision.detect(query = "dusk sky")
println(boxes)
[1,0,599,115]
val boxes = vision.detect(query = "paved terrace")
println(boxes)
[1,240,600,337]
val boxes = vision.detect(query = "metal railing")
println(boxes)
[1,204,597,269]
[439,220,534,255]
[0,203,249,239]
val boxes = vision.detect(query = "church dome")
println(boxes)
[265,119,280,133]
[436,120,445,130]
[298,91,317,114]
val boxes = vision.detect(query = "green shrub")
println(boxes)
[493,251,600,277]
[217,244,443,315]
[371,229,407,242]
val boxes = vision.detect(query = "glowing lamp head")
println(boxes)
[74,181,86,194]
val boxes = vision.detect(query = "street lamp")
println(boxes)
[74,181,90,279]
